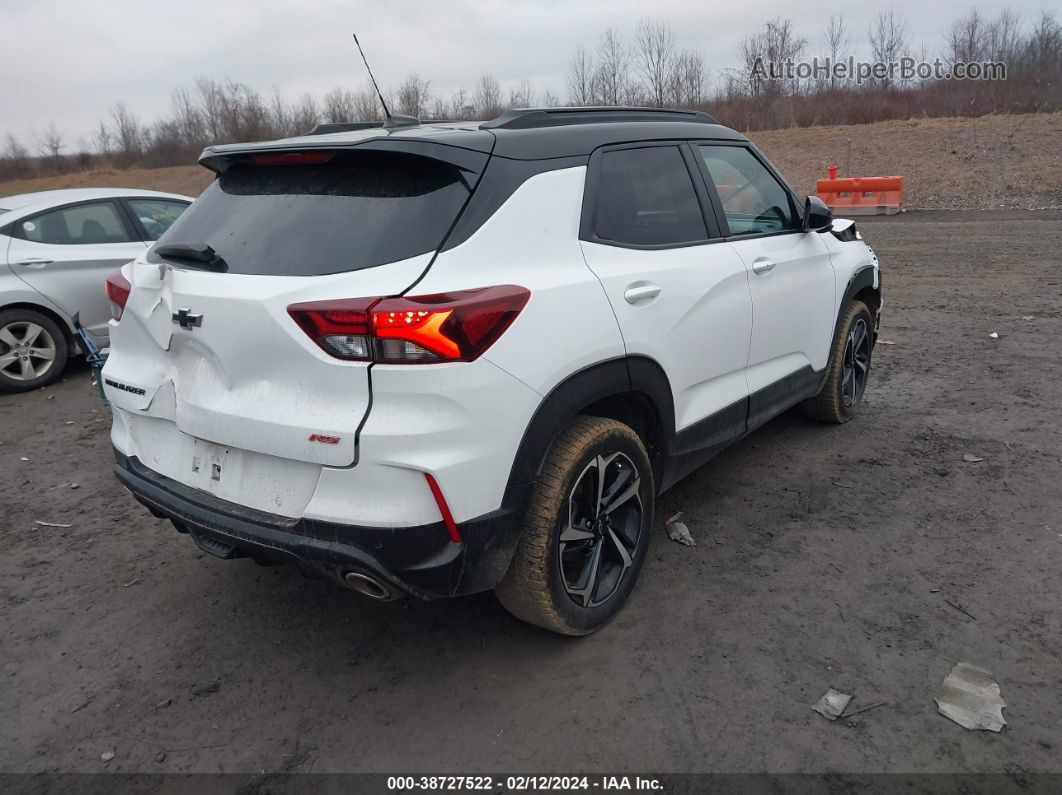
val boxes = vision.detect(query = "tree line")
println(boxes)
[2,8,1061,181]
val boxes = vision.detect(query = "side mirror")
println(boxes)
[803,195,833,232]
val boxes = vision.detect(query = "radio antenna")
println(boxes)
[353,33,392,120]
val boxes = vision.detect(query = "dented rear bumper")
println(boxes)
[114,450,528,600]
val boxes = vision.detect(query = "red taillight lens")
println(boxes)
[287,286,530,364]
[105,271,131,321]
[287,297,375,360]
[251,151,334,165]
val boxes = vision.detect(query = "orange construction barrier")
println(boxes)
[816,168,904,216]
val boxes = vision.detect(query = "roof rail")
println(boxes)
[481,106,718,131]
[306,121,385,136]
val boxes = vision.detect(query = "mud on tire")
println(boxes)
[495,416,654,636]
[801,299,874,424]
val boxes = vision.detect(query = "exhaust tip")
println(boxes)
[343,571,392,600]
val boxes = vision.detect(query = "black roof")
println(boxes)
[481,106,719,129]
[201,107,747,169]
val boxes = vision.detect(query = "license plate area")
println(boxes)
[122,412,324,519]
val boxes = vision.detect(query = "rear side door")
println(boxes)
[693,143,836,426]
[6,200,146,341]
[579,142,754,446]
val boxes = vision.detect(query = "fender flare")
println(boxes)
[503,356,676,496]
[818,264,881,391]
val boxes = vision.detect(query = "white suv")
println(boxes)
[104,107,881,635]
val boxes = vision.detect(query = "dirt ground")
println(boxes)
[2,210,1061,779]
[3,111,1062,211]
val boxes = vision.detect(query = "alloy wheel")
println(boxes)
[558,452,643,608]
[0,321,58,381]
[841,317,871,407]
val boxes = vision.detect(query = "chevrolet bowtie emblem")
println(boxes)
[172,308,203,329]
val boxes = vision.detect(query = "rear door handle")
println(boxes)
[15,258,53,268]
[623,283,661,304]
[751,258,775,275]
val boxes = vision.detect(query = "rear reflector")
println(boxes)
[250,151,334,165]
[288,286,530,364]
[424,473,461,543]
[105,271,131,320]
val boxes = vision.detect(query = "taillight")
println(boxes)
[288,286,530,364]
[105,271,131,320]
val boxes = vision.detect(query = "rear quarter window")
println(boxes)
[152,150,470,276]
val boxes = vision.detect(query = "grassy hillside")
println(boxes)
[3,112,1061,210]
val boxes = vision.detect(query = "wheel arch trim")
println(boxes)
[504,355,676,498]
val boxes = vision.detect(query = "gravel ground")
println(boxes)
[2,210,1061,778]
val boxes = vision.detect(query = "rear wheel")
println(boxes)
[801,300,874,423]
[0,309,68,393]
[495,416,654,635]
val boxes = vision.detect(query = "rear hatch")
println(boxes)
[104,140,490,470]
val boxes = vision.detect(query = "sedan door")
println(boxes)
[6,200,146,342]
[579,143,754,456]
[694,143,837,428]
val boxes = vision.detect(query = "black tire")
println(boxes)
[801,300,874,424]
[0,309,68,394]
[495,416,654,635]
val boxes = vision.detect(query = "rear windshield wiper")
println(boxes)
[154,242,228,272]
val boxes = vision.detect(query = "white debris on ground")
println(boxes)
[962,453,985,463]
[935,663,1007,732]
[667,521,695,546]
[811,689,852,721]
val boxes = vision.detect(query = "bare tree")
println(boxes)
[671,49,709,107]
[739,18,806,98]
[291,93,319,133]
[353,83,383,121]
[322,87,357,122]
[823,15,850,89]
[508,77,536,108]
[636,18,677,107]
[268,85,291,137]
[172,86,205,145]
[34,121,65,161]
[986,8,1023,63]
[567,45,596,105]
[1022,10,1062,73]
[595,29,634,105]
[396,73,432,117]
[869,10,908,88]
[447,87,475,119]
[541,88,562,108]
[473,73,503,117]
[4,133,31,177]
[93,120,112,157]
[195,77,224,140]
[946,9,987,64]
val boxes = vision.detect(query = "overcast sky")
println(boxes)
[2,0,1049,149]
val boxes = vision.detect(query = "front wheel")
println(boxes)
[495,416,654,635]
[802,299,874,423]
[0,309,68,393]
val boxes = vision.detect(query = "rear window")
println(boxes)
[151,150,470,276]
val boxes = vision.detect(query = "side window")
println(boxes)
[126,199,189,241]
[593,145,708,247]
[698,145,797,236]
[20,201,133,245]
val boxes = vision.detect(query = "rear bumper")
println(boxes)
[114,450,529,600]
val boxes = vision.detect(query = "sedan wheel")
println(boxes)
[0,309,69,393]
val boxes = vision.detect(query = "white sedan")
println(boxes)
[0,188,192,392]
